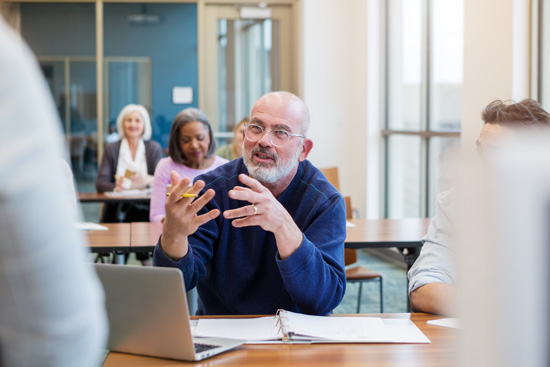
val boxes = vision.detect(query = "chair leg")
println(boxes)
[356,282,363,314]
[379,277,384,313]
[94,253,105,263]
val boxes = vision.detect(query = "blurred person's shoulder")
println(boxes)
[436,188,456,208]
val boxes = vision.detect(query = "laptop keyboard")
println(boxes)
[194,342,220,354]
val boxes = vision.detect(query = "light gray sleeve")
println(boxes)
[0,19,107,367]
[61,159,78,215]
[408,190,455,294]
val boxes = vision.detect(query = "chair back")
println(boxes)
[343,195,357,266]
[319,166,340,191]
[344,196,352,220]
[319,168,356,265]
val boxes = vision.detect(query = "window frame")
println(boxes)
[534,0,550,109]
[382,0,461,218]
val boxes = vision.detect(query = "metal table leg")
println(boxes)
[400,247,421,312]
[112,252,125,265]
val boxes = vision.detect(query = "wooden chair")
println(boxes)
[344,196,384,313]
[319,167,340,190]
[320,167,384,312]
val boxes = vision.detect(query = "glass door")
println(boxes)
[40,57,98,183]
[103,57,152,143]
[201,3,295,147]
[39,57,152,184]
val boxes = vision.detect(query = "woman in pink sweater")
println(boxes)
[150,108,228,222]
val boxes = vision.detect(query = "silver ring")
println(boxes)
[252,203,258,215]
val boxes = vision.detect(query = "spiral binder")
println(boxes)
[276,309,292,342]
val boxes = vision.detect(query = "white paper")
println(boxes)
[282,311,387,341]
[382,318,432,343]
[427,318,460,329]
[104,188,151,197]
[75,222,108,231]
[172,86,193,104]
[196,316,281,341]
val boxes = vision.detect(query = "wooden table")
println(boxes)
[103,313,456,367]
[347,218,430,270]
[79,192,152,223]
[86,223,131,264]
[131,222,163,252]
[347,218,430,311]
[89,219,430,268]
[346,218,430,249]
[88,219,430,268]
[128,219,430,263]
[78,192,151,204]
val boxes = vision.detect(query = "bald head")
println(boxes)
[251,92,310,136]
[244,91,314,187]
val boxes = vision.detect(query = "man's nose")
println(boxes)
[258,130,273,147]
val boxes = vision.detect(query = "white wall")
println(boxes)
[299,0,532,218]
[300,0,377,218]
[462,0,531,148]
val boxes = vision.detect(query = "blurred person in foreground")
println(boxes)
[154,92,346,316]
[408,98,550,315]
[215,117,249,161]
[0,17,107,366]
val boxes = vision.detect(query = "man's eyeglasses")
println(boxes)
[244,123,305,147]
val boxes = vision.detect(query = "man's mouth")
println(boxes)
[252,148,277,165]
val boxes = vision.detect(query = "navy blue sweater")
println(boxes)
[154,158,346,315]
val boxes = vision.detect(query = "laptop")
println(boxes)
[94,264,243,361]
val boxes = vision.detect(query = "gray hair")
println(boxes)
[116,104,152,140]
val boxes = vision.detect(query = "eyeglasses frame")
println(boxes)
[243,123,306,147]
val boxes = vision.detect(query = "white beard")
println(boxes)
[243,145,301,184]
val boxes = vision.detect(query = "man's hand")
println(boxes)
[223,174,303,259]
[160,171,220,261]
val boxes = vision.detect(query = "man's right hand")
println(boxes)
[160,170,220,261]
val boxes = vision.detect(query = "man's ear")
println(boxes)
[298,138,314,162]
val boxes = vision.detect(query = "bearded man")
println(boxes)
[153,92,347,315]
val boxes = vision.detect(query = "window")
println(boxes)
[539,0,550,109]
[12,2,198,190]
[384,0,462,218]
[21,3,98,184]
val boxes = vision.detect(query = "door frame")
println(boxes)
[198,0,299,133]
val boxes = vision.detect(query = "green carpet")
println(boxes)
[334,249,408,314]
